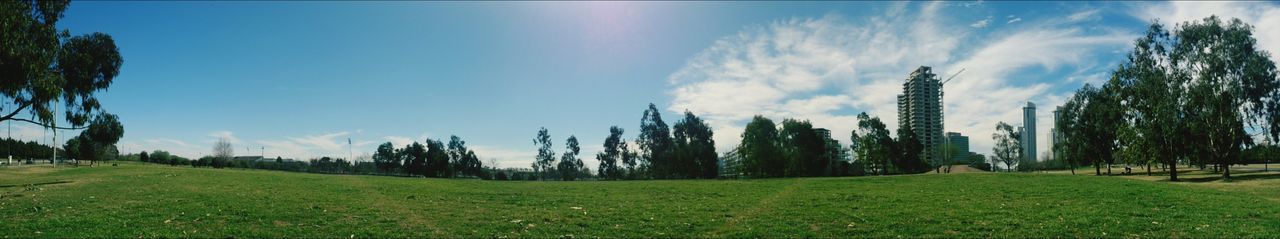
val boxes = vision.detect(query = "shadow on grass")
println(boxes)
[1167,171,1280,183]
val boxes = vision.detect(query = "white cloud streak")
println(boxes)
[667,3,1136,157]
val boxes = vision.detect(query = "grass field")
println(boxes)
[2,162,1279,238]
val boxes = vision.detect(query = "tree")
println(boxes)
[992,121,1022,172]
[740,115,783,177]
[854,113,894,175]
[1115,22,1187,181]
[557,135,583,181]
[596,126,626,180]
[673,111,718,179]
[895,125,928,174]
[373,142,399,174]
[1054,92,1085,175]
[139,151,149,163]
[402,142,427,176]
[424,139,449,178]
[779,119,825,177]
[213,137,234,167]
[447,135,482,177]
[532,127,556,180]
[1,1,124,130]
[638,103,675,179]
[1171,16,1279,180]
[79,114,123,165]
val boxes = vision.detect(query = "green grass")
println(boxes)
[2,162,1279,238]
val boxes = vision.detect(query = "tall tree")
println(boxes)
[895,125,927,174]
[638,103,675,179]
[1172,16,1279,180]
[1,1,123,130]
[854,113,894,175]
[213,137,234,162]
[402,142,427,176]
[1065,83,1126,175]
[740,115,783,177]
[64,113,123,166]
[673,111,717,179]
[992,121,1022,172]
[596,126,626,180]
[557,135,583,181]
[447,135,470,177]
[424,139,450,178]
[1114,21,1191,181]
[779,119,824,177]
[373,142,399,174]
[1054,92,1085,175]
[532,127,556,180]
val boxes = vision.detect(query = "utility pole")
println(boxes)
[51,99,57,165]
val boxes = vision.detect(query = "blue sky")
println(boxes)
[9,1,1279,168]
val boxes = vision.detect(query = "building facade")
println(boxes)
[945,132,969,163]
[897,66,944,164]
[1022,102,1037,162]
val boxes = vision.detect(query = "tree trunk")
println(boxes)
[1094,163,1101,176]
[1222,162,1231,180]
[1146,163,1152,176]
[1069,163,1075,175]
[1106,163,1112,175]
[1169,161,1179,182]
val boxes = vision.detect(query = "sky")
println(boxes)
[6,1,1280,169]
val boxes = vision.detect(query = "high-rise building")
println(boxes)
[1022,102,1037,162]
[897,66,943,164]
[945,132,969,163]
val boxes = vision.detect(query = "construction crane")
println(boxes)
[938,68,964,172]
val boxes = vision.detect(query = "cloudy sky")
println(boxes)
[9,1,1279,169]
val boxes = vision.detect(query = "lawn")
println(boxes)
[2,162,1278,238]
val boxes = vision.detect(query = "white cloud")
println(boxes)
[253,131,359,160]
[971,16,993,28]
[667,3,1135,157]
[1132,2,1280,59]
[1007,17,1023,24]
[208,130,241,145]
[1067,9,1101,22]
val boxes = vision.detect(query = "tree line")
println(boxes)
[370,135,487,178]
[1052,16,1280,181]
[536,104,719,180]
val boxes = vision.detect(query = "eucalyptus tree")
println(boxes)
[2,0,124,130]
[779,118,824,177]
[854,113,894,175]
[673,111,717,179]
[638,103,675,179]
[740,115,783,177]
[556,135,584,181]
[596,126,626,180]
[1171,16,1279,180]
[991,121,1021,172]
[532,127,555,180]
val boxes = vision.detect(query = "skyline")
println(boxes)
[6,1,1280,169]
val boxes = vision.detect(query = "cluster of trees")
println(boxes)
[1055,16,1280,181]
[736,115,852,178]
[845,113,932,176]
[0,138,64,162]
[371,135,486,178]
[135,150,190,166]
[583,104,719,180]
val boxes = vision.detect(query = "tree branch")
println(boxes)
[0,102,32,122]
[8,117,87,130]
